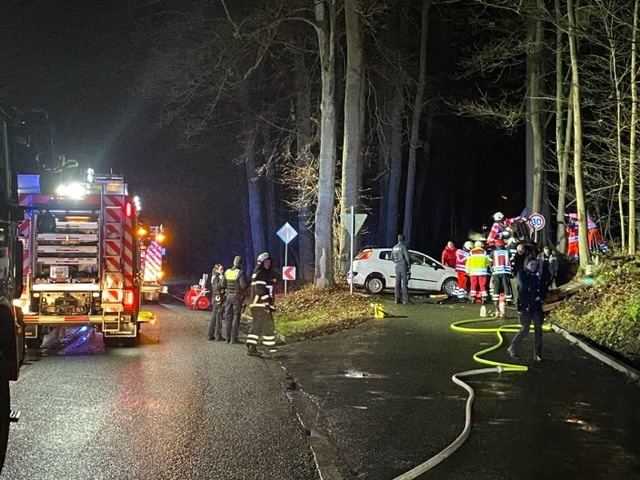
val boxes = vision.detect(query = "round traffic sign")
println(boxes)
[528,213,546,231]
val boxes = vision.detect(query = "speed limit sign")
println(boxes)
[528,213,546,231]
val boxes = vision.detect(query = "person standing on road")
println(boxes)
[208,263,226,341]
[490,239,513,305]
[440,241,457,269]
[454,241,473,300]
[222,256,247,344]
[537,245,558,293]
[465,241,490,303]
[246,252,277,357]
[508,256,545,361]
[510,242,528,303]
[392,234,411,304]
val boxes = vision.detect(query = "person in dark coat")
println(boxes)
[537,245,559,293]
[208,263,225,341]
[507,256,545,361]
[221,256,248,344]
[392,234,411,304]
[246,252,277,357]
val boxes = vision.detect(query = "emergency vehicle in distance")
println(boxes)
[16,169,155,348]
[139,224,167,302]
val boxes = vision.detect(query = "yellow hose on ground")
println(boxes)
[450,315,551,372]
[393,313,552,479]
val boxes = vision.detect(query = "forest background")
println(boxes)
[1,0,638,283]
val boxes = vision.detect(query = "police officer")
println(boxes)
[221,256,247,344]
[246,252,276,356]
[392,234,411,304]
[208,263,225,341]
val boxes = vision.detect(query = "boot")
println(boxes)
[246,343,260,356]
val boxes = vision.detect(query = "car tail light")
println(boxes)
[355,250,373,260]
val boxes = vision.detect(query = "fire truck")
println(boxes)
[139,225,166,302]
[0,107,25,473]
[16,170,154,348]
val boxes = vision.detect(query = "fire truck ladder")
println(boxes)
[101,192,126,333]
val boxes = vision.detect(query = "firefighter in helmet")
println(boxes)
[246,252,277,356]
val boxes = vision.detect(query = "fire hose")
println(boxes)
[393,315,551,479]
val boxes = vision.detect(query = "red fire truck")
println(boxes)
[16,171,154,348]
[0,106,25,473]
[139,225,166,302]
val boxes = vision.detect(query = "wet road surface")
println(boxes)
[4,297,640,480]
[3,304,319,480]
[275,298,640,480]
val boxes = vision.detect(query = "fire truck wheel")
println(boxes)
[196,296,210,310]
[183,290,197,309]
[0,354,9,474]
[25,336,43,350]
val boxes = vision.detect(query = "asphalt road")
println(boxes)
[275,297,640,480]
[3,298,640,480]
[2,304,318,480]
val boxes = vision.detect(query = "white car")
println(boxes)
[348,247,457,295]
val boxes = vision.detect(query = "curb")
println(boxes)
[551,323,640,382]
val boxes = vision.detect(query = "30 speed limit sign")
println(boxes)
[528,213,546,231]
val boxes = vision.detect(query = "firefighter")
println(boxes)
[221,256,248,344]
[208,263,226,341]
[490,239,513,304]
[465,241,490,303]
[454,241,473,300]
[486,211,527,247]
[246,252,276,356]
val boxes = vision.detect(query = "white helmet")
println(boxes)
[493,212,504,222]
[463,241,474,250]
[474,241,484,248]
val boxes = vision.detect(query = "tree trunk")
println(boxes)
[339,0,364,274]
[293,52,315,283]
[243,129,266,261]
[385,82,404,246]
[525,0,544,218]
[403,0,430,245]
[567,0,590,267]
[554,0,570,253]
[314,0,337,289]
[629,0,639,254]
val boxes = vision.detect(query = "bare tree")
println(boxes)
[313,0,338,288]
[339,0,364,273]
[403,0,431,245]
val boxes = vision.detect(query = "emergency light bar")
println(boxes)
[56,183,87,199]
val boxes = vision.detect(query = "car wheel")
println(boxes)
[365,275,385,294]
[442,278,457,296]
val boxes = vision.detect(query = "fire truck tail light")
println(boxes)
[124,201,134,218]
[157,271,164,280]
[123,289,136,309]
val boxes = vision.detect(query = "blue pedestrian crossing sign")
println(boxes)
[277,222,298,244]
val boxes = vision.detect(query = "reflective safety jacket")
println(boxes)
[223,266,247,297]
[249,267,275,310]
[455,249,469,273]
[490,248,512,275]
[465,247,490,276]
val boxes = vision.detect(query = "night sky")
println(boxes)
[1,1,525,278]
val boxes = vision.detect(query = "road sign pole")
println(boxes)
[350,206,355,295]
[284,243,289,295]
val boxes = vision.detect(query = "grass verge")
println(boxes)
[275,284,374,341]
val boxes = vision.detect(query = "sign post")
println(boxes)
[277,222,298,295]
[340,207,367,294]
[527,213,546,243]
